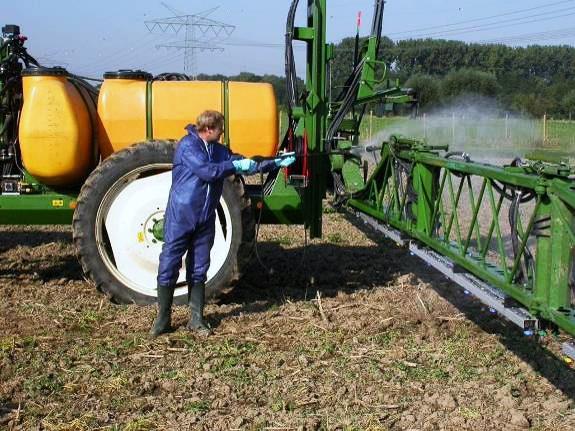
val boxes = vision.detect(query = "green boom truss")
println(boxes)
[346,136,575,335]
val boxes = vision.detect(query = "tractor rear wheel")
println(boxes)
[72,140,254,305]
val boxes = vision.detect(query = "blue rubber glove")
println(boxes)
[274,155,296,168]
[232,158,257,174]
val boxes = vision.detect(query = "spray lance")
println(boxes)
[251,150,296,164]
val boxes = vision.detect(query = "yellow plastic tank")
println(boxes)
[97,71,278,159]
[227,82,278,158]
[97,70,151,158]
[19,67,93,186]
[152,81,222,140]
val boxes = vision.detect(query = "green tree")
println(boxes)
[442,68,500,99]
[511,93,553,118]
[561,90,575,119]
[405,74,441,110]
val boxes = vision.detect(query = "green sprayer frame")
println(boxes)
[272,0,575,340]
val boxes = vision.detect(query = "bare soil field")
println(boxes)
[1,207,575,430]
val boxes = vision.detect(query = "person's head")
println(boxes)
[196,110,224,142]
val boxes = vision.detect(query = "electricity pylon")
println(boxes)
[145,3,235,77]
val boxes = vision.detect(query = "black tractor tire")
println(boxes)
[72,140,255,305]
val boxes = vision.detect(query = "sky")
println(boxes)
[3,0,575,79]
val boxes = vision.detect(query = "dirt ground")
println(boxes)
[1,207,575,430]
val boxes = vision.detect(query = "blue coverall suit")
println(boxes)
[157,124,276,287]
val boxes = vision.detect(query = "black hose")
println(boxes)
[326,58,365,150]
[354,32,360,69]
[285,0,300,113]
[0,114,12,137]
[371,0,385,56]
[153,73,191,81]
[0,77,19,100]
[491,160,535,203]
[333,57,364,104]
[69,76,99,100]
[21,51,40,68]
[70,74,104,83]
[326,0,385,154]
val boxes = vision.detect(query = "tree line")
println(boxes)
[199,37,575,119]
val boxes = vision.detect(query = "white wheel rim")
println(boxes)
[96,165,234,298]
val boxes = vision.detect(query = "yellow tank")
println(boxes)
[97,71,151,158]
[227,81,278,158]
[19,67,94,186]
[152,81,222,141]
[97,71,278,158]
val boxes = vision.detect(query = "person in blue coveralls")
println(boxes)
[151,110,296,337]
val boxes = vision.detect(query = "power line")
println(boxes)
[220,39,305,50]
[135,49,186,73]
[394,6,575,40]
[71,40,182,77]
[35,57,70,67]
[72,32,159,72]
[388,0,575,36]
[481,26,575,45]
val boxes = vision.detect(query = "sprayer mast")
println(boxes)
[278,0,416,238]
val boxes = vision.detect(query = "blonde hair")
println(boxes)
[196,110,224,132]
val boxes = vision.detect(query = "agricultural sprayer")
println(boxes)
[2,1,575,359]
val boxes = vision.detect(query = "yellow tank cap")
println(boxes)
[21,66,69,77]
[103,70,153,80]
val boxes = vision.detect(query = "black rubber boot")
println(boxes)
[186,282,211,335]
[150,284,174,337]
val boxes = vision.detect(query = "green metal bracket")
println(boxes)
[294,27,315,41]
[338,119,358,133]
[291,107,305,120]
[342,158,365,193]
[222,80,230,148]
[356,86,416,107]
[358,58,388,99]
[306,89,321,112]
[247,170,304,225]
[326,43,335,61]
